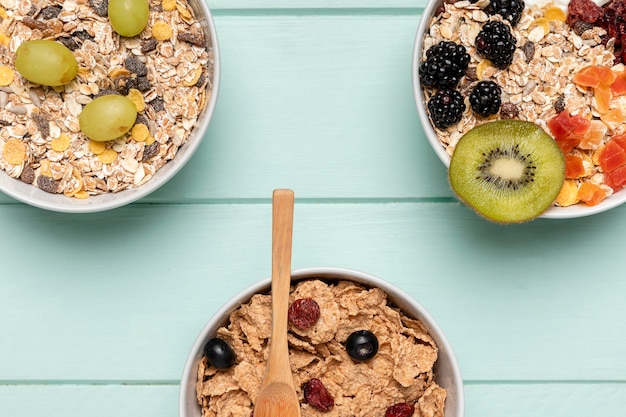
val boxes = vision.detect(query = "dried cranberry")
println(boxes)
[567,0,603,26]
[385,403,415,417]
[288,298,320,329]
[303,378,334,412]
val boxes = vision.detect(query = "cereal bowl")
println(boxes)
[179,267,464,417]
[0,0,220,213]
[412,0,626,219]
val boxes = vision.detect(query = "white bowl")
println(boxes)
[179,267,464,417]
[0,0,220,213]
[411,0,626,219]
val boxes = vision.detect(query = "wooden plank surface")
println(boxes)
[1,203,625,382]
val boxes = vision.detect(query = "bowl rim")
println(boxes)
[410,0,626,219]
[178,266,465,417]
[0,0,221,213]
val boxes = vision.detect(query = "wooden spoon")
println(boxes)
[253,189,301,417]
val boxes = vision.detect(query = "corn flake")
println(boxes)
[162,0,177,11]
[0,65,14,86]
[177,4,193,21]
[88,140,106,155]
[3,139,26,165]
[51,134,71,152]
[152,21,173,41]
[73,190,90,199]
[97,148,118,164]
[39,159,53,177]
[0,32,9,47]
[0,7,7,19]
[145,135,156,145]
[183,64,203,87]
[127,88,146,112]
[131,123,150,142]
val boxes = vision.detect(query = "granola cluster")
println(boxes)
[0,0,213,198]
[421,1,624,206]
[196,280,446,417]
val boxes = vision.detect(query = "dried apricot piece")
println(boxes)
[598,140,626,172]
[573,65,601,88]
[577,181,606,205]
[605,165,626,191]
[610,70,626,95]
[601,107,626,130]
[579,120,607,150]
[3,139,27,165]
[594,83,612,114]
[565,154,585,178]
[555,179,580,206]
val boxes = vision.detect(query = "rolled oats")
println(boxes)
[0,0,213,198]
[196,280,446,417]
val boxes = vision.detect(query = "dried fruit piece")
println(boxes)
[37,175,59,193]
[577,181,607,205]
[544,5,567,22]
[547,111,590,153]
[385,403,416,417]
[579,120,607,150]
[598,140,626,172]
[565,154,585,178]
[203,338,236,370]
[605,165,626,191]
[555,179,579,206]
[3,139,27,165]
[303,378,334,412]
[20,166,35,184]
[288,298,321,330]
[345,330,379,362]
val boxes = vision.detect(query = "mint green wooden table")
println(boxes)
[1,1,625,416]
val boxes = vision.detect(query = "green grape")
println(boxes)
[14,40,78,86]
[79,95,138,142]
[108,0,150,37]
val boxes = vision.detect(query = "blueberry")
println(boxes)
[345,330,379,362]
[203,338,235,370]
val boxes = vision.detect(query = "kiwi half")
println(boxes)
[448,120,565,223]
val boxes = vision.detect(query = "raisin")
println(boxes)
[89,0,108,17]
[177,32,205,47]
[94,89,120,99]
[521,41,535,63]
[464,67,478,83]
[21,17,48,31]
[288,298,320,329]
[57,36,78,51]
[499,102,519,119]
[303,378,334,412]
[32,113,50,138]
[195,73,207,88]
[554,94,566,113]
[37,176,59,194]
[20,166,35,184]
[385,403,415,417]
[141,39,159,53]
[142,142,161,161]
[125,56,148,77]
[73,30,95,43]
[40,5,63,20]
[150,97,165,112]
[572,20,594,35]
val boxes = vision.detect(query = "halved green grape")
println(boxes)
[108,0,150,37]
[15,40,78,86]
[79,95,138,142]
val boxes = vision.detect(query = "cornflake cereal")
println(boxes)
[0,0,214,198]
[421,1,622,207]
[196,280,447,417]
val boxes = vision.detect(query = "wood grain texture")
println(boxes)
[0,203,625,382]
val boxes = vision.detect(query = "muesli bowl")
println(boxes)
[412,0,626,220]
[179,267,464,417]
[0,0,220,213]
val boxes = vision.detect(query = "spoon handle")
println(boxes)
[266,188,295,384]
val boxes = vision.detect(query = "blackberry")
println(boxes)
[427,89,466,130]
[419,41,470,89]
[469,81,502,117]
[484,0,525,26]
[475,21,517,69]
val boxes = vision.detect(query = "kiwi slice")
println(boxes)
[448,120,565,223]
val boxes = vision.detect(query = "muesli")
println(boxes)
[0,0,213,198]
[196,279,446,417]
[420,0,626,207]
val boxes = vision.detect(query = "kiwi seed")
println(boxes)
[448,120,565,223]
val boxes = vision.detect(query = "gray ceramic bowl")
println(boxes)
[411,0,626,219]
[0,0,220,213]
[179,266,464,417]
